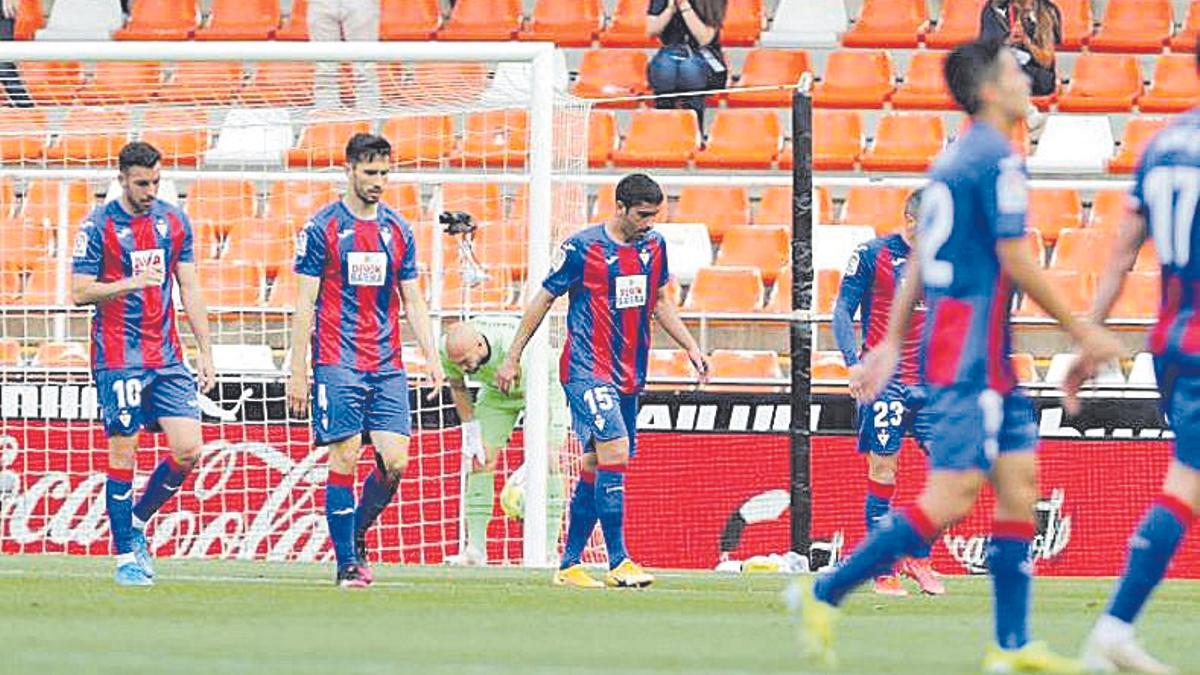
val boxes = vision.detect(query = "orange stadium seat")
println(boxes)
[158,61,244,105]
[812,110,864,170]
[114,0,197,40]
[778,140,795,169]
[266,181,338,228]
[519,0,603,46]
[599,0,656,47]
[673,186,750,244]
[1088,190,1130,232]
[1134,241,1159,272]
[45,109,130,165]
[1056,0,1095,50]
[1090,0,1173,53]
[707,349,782,391]
[588,110,617,167]
[1139,54,1200,113]
[442,183,505,223]
[1026,188,1082,243]
[611,109,700,168]
[187,180,258,234]
[840,186,912,235]
[859,113,945,172]
[842,0,928,48]
[267,269,297,307]
[382,114,454,168]
[406,63,489,103]
[0,178,13,216]
[453,110,528,168]
[813,50,894,109]
[1171,0,1200,50]
[0,217,50,270]
[32,341,89,368]
[76,61,163,106]
[473,218,529,279]
[695,109,781,169]
[20,180,93,227]
[727,49,811,107]
[197,260,265,307]
[812,351,851,381]
[1051,228,1113,273]
[1110,117,1171,174]
[380,0,441,40]
[195,0,279,40]
[755,186,831,226]
[891,50,955,110]
[13,0,42,40]
[1025,228,1046,266]
[383,183,421,223]
[223,218,297,276]
[287,114,372,168]
[240,62,315,107]
[439,0,522,40]
[714,225,790,284]
[1016,270,1093,316]
[925,0,987,48]
[765,266,792,313]
[0,108,48,162]
[24,263,60,305]
[0,267,20,304]
[1057,53,1143,112]
[1010,352,1038,383]
[441,265,515,310]
[0,338,20,367]
[720,0,764,46]
[1111,271,1160,319]
[276,0,309,40]
[572,49,649,108]
[684,266,765,312]
[18,61,83,105]
[141,109,209,167]
[647,349,695,387]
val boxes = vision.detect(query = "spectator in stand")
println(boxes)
[647,0,728,127]
[308,0,381,109]
[980,0,1061,97]
[0,0,33,108]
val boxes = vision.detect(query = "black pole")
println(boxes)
[789,87,813,555]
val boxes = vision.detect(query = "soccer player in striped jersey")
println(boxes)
[71,141,215,587]
[793,39,1121,672]
[287,133,444,588]
[833,188,944,597]
[495,173,711,588]
[1072,45,1200,675]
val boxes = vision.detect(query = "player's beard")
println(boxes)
[356,186,381,205]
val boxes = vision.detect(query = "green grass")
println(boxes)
[0,556,1197,675]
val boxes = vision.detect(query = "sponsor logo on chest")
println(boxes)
[615,274,647,309]
[348,251,387,286]
[130,248,165,276]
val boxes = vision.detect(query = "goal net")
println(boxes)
[0,41,589,568]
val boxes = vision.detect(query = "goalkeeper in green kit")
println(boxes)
[441,315,568,565]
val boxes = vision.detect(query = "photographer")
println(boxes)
[646,0,728,126]
[980,0,1061,97]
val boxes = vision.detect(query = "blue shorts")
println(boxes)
[924,385,1037,471]
[95,364,199,437]
[856,380,931,456]
[563,380,638,457]
[1154,358,1200,470]
[312,365,411,446]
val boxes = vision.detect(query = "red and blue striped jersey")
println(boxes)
[1131,109,1200,364]
[543,225,670,394]
[294,200,418,374]
[918,122,1027,393]
[832,234,925,384]
[71,199,195,371]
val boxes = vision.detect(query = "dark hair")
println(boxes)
[904,188,922,220]
[944,38,1007,116]
[345,133,392,166]
[615,173,664,209]
[691,0,728,29]
[118,141,161,173]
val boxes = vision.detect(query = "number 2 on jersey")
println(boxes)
[918,182,954,287]
[1144,166,1200,267]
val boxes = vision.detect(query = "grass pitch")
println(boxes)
[0,556,1197,675]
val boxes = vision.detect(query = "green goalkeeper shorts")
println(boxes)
[476,386,569,453]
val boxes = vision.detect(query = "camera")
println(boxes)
[439,211,477,236]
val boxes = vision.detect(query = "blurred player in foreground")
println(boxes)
[71,141,214,587]
[792,38,1121,672]
[833,188,944,596]
[496,173,711,588]
[441,316,568,566]
[288,133,444,588]
[1068,41,1200,675]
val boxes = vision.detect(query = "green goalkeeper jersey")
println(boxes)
[441,315,527,400]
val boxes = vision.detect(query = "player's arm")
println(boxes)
[448,377,475,421]
[652,284,711,383]
[1089,210,1148,325]
[851,251,922,402]
[832,244,871,368]
[496,288,555,394]
[286,274,320,417]
[174,261,215,393]
[71,272,161,305]
[399,278,445,397]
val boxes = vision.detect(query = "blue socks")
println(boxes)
[1107,495,1192,624]
[815,507,937,606]
[988,522,1034,650]
[326,471,357,568]
[105,467,134,558]
[595,464,628,569]
[133,456,191,524]
[356,464,401,539]
[560,471,597,569]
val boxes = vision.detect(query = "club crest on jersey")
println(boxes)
[72,229,91,258]
[130,249,165,277]
[615,274,647,309]
[639,249,651,267]
[380,227,392,246]
[155,218,168,238]
[348,251,387,286]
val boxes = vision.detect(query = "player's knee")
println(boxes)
[595,438,630,467]
[172,443,202,469]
